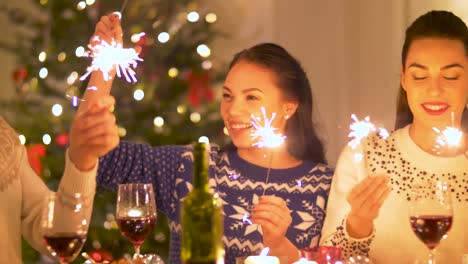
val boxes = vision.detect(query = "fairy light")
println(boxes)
[57,52,67,62]
[42,134,52,145]
[202,60,212,70]
[118,126,127,137]
[177,104,187,114]
[187,11,199,22]
[205,13,217,23]
[39,68,48,79]
[67,71,79,85]
[223,127,229,136]
[196,44,211,57]
[250,107,286,148]
[38,51,47,62]
[190,112,201,123]
[157,32,170,43]
[133,89,145,101]
[76,1,86,10]
[168,67,179,78]
[80,36,143,83]
[85,0,95,5]
[52,104,63,117]
[153,116,164,127]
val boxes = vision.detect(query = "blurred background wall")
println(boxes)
[1,0,467,165]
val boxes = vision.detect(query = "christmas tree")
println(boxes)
[1,0,226,263]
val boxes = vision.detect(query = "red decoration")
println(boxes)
[87,249,113,262]
[184,70,214,107]
[55,133,69,147]
[11,67,28,84]
[26,144,46,175]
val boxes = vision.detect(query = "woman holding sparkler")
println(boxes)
[321,10,468,263]
[82,14,334,264]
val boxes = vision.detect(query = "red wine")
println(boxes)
[43,233,85,262]
[410,215,453,249]
[117,216,156,246]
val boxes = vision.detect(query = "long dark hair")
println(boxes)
[227,43,327,164]
[395,10,468,132]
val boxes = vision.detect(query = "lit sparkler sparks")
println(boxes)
[250,107,286,148]
[348,114,388,149]
[79,36,143,83]
[242,213,253,225]
[347,114,388,164]
[433,126,463,148]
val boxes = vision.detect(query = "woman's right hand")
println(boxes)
[345,175,391,238]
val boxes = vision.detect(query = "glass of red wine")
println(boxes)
[409,180,453,264]
[116,183,157,260]
[42,192,88,264]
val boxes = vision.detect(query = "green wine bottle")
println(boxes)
[181,141,224,264]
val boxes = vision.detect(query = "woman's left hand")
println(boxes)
[251,195,292,248]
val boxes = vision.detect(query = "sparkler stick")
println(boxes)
[250,107,286,196]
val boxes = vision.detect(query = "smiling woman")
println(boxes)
[83,15,334,264]
[321,10,468,264]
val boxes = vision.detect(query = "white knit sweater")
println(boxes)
[0,117,97,263]
[321,125,468,263]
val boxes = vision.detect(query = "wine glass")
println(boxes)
[42,192,88,264]
[409,180,453,264]
[116,183,157,260]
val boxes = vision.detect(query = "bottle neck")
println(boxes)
[193,142,209,191]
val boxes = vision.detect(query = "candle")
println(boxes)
[244,255,279,264]
[293,258,318,264]
[245,247,279,264]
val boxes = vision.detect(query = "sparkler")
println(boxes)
[250,107,286,148]
[431,113,464,155]
[347,114,388,176]
[79,36,143,83]
[250,107,286,196]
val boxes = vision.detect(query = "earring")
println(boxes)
[284,115,289,120]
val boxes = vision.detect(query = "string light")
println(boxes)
[190,112,201,123]
[177,104,187,114]
[157,32,170,43]
[57,52,67,62]
[205,13,217,23]
[187,11,199,22]
[38,51,47,62]
[51,104,63,117]
[153,116,164,127]
[75,46,86,57]
[133,89,145,101]
[76,1,86,10]
[168,67,179,78]
[42,134,52,145]
[39,68,48,79]
[196,44,211,57]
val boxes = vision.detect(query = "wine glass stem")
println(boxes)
[134,245,141,259]
[428,249,436,264]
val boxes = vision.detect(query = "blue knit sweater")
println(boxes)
[97,142,334,263]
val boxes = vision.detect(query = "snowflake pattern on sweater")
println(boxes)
[97,142,334,264]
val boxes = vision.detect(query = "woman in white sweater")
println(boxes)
[0,96,119,263]
[321,10,468,263]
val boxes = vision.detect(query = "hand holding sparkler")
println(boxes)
[345,114,391,238]
[251,196,292,249]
